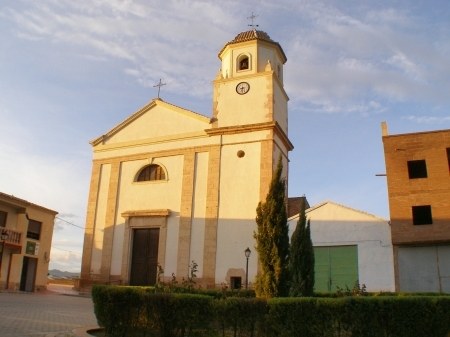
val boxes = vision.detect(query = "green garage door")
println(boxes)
[314,245,358,292]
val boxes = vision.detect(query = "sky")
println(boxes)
[1,0,450,272]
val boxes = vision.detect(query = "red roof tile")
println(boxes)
[218,29,287,62]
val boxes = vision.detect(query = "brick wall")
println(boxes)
[383,129,450,244]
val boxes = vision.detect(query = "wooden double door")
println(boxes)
[130,228,160,286]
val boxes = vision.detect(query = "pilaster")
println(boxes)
[80,162,101,282]
[176,151,196,278]
[100,161,121,280]
[202,146,221,285]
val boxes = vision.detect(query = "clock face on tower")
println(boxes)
[236,82,250,95]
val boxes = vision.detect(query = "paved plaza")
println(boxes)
[0,285,98,337]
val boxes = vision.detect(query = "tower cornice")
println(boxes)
[205,121,294,151]
[218,29,287,63]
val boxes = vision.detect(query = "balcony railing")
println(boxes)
[1,228,22,247]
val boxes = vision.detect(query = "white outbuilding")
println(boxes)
[288,201,395,293]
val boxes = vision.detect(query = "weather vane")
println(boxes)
[153,78,166,99]
[247,12,259,28]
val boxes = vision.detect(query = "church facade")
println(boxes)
[80,30,293,288]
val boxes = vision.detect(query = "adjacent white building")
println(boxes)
[288,201,395,292]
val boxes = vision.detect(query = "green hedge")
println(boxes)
[214,297,267,336]
[92,285,450,337]
[92,285,145,337]
[147,284,256,299]
[266,297,450,337]
[92,286,214,337]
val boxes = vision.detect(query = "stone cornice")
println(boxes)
[92,130,209,153]
[121,209,170,218]
[205,121,294,151]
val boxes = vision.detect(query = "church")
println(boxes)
[79,29,293,288]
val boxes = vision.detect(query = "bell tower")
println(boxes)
[212,30,289,135]
[203,29,293,287]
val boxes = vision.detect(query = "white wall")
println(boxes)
[215,142,261,284]
[110,155,184,276]
[398,245,450,292]
[288,202,395,292]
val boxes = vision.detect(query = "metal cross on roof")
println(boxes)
[153,78,166,98]
[247,12,259,28]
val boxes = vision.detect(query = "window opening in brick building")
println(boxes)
[407,160,427,179]
[412,205,433,225]
[447,148,450,173]
[0,211,6,227]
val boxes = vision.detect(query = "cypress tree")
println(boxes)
[254,157,290,298]
[289,200,315,296]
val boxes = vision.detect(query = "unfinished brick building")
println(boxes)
[382,122,450,292]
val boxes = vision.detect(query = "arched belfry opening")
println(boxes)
[237,54,250,71]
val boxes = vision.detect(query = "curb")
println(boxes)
[72,326,102,337]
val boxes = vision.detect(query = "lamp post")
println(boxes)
[0,230,8,280]
[244,247,251,289]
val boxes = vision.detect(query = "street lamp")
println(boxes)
[244,247,251,289]
[0,230,9,279]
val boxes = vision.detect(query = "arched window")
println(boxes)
[136,164,166,182]
[237,54,250,71]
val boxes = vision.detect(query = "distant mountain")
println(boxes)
[48,269,80,279]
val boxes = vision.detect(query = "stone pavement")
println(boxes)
[0,285,98,337]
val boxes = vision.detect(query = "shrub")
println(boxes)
[214,297,267,337]
[92,285,214,337]
[266,298,336,337]
[265,296,450,337]
[144,293,214,337]
[92,285,146,337]
[92,286,450,337]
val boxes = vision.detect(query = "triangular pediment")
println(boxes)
[91,99,210,146]
[289,200,386,223]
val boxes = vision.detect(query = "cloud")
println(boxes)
[54,214,84,232]
[1,1,235,98]
[404,115,450,125]
[297,100,386,116]
[0,112,89,218]
[50,225,85,272]
[283,3,450,114]
[7,1,448,114]
[386,52,423,81]
[50,247,82,272]
[0,104,85,271]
